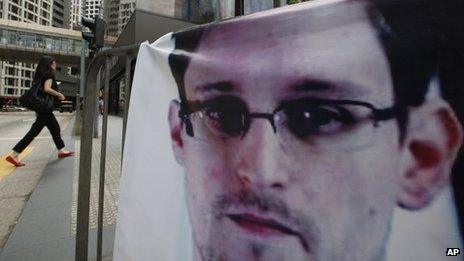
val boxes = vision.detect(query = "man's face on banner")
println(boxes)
[169,1,461,260]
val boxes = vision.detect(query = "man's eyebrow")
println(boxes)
[292,79,334,92]
[290,79,368,99]
[194,81,237,94]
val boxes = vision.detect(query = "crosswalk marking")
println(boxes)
[0,147,34,181]
[0,137,52,140]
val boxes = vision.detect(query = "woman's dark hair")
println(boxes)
[33,56,56,83]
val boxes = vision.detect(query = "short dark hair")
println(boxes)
[371,2,464,238]
[168,0,464,237]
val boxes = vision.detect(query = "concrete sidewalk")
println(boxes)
[0,115,123,261]
[0,112,73,250]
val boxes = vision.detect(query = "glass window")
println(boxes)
[45,37,53,50]
[7,78,15,86]
[52,37,61,51]
[0,29,5,44]
[61,39,70,52]
[8,30,18,45]
[36,35,44,48]
[26,34,35,47]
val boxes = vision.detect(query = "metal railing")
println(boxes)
[75,43,139,261]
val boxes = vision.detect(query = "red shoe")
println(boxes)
[58,151,74,158]
[5,155,25,167]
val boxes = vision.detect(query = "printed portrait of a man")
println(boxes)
[112,0,464,260]
[164,0,463,260]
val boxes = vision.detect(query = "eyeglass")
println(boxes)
[178,95,402,151]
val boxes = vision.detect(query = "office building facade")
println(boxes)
[118,0,135,35]
[52,0,70,28]
[0,0,53,25]
[85,0,103,18]
[0,0,75,104]
[104,0,120,36]
[70,0,84,29]
[0,0,55,102]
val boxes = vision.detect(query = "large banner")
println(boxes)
[114,0,464,260]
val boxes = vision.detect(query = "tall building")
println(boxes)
[52,0,71,28]
[85,0,103,19]
[118,0,135,35]
[104,0,120,36]
[70,0,84,29]
[0,0,55,103]
[0,0,53,25]
[0,61,35,99]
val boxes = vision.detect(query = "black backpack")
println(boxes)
[19,77,55,113]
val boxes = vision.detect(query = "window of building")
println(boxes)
[9,4,20,14]
[27,12,35,21]
[55,2,64,9]
[6,78,15,86]
[53,17,62,25]
[7,67,15,75]
[10,15,18,21]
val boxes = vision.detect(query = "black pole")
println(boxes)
[235,0,244,16]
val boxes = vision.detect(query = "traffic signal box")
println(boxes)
[81,17,106,50]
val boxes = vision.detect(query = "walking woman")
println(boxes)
[6,56,74,167]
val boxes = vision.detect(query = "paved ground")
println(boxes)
[0,113,123,260]
[0,112,73,250]
[71,115,122,233]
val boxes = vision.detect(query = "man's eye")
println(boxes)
[203,109,245,137]
[286,106,354,138]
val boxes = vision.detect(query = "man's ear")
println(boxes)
[397,101,463,210]
[168,100,185,166]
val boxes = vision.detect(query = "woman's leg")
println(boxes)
[12,114,47,154]
[45,113,65,150]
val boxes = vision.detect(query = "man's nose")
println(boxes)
[235,119,289,190]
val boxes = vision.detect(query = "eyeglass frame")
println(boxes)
[178,96,405,138]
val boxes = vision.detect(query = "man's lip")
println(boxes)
[227,213,297,236]
[226,213,310,251]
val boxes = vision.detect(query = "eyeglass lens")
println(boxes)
[185,95,378,150]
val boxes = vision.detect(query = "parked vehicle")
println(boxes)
[59,101,74,113]
[4,106,28,112]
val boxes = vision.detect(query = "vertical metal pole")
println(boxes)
[76,63,98,261]
[235,0,244,16]
[75,90,80,128]
[74,39,86,135]
[93,70,101,138]
[80,41,86,97]
[75,80,80,119]
[76,45,139,261]
[121,54,131,161]
[96,59,110,261]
